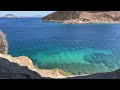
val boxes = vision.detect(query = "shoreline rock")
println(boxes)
[0,54,66,79]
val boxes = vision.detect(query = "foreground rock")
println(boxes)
[0,54,44,79]
[42,11,120,24]
[0,54,66,79]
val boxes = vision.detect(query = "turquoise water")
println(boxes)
[1,18,120,74]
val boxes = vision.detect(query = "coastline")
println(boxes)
[0,54,67,78]
[0,53,95,78]
[43,19,120,24]
[1,53,120,79]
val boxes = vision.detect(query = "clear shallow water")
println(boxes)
[1,18,120,74]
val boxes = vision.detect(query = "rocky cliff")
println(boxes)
[42,11,120,24]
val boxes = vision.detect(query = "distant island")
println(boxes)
[2,14,17,18]
[42,11,120,24]
[1,14,43,18]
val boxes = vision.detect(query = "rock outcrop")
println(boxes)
[0,53,65,79]
[0,31,8,54]
[42,11,120,24]
[66,69,120,79]
[0,55,44,79]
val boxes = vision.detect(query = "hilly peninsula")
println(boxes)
[42,11,120,24]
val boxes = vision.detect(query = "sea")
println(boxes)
[0,18,120,75]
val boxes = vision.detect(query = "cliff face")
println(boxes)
[42,11,120,24]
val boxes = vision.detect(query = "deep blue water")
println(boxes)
[1,18,120,74]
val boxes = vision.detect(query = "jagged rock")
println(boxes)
[0,56,44,79]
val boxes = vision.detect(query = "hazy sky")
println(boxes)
[0,11,55,17]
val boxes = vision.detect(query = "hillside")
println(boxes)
[42,11,120,24]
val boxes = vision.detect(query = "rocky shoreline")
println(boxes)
[44,19,120,24]
[1,53,120,79]
[0,53,68,79]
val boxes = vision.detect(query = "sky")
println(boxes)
[0,11,55,17]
